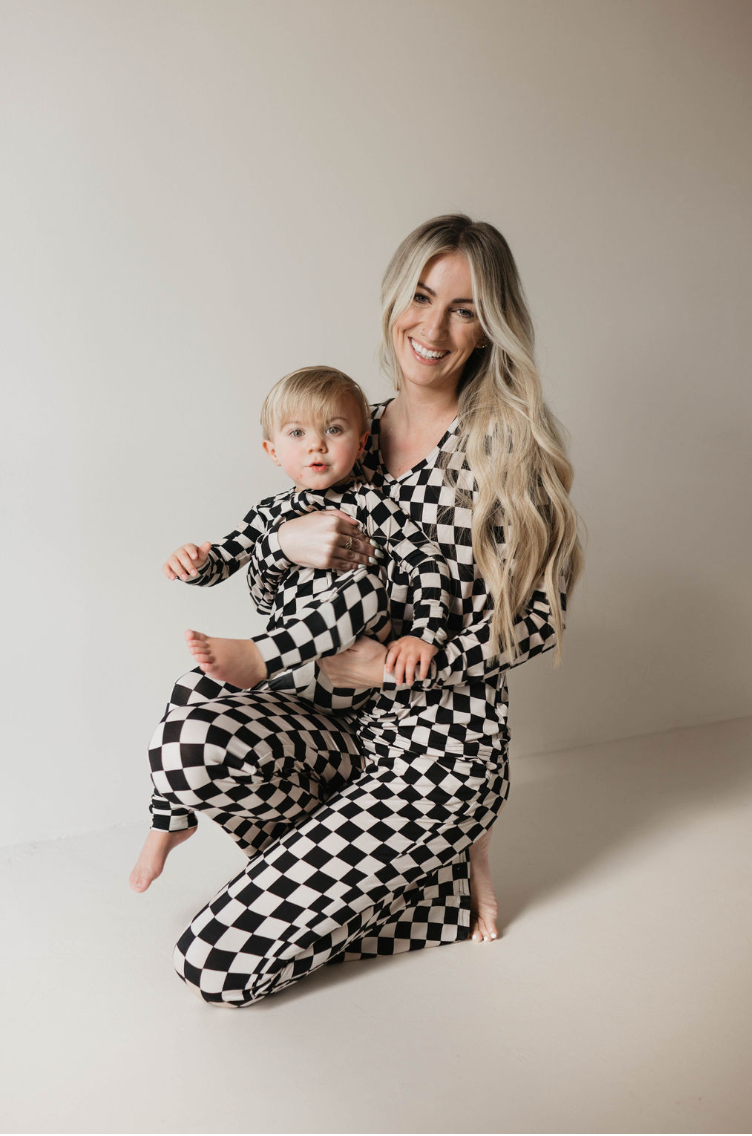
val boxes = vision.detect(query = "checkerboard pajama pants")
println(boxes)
[149,670,508,1007]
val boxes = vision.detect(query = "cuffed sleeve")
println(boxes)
[247,520,296,616]
[407,577,566,692]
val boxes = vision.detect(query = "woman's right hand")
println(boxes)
[163,541,212,581]
[277,510,380,571]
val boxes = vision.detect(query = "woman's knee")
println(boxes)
[172,925,267,1008]
[148,703,239,809]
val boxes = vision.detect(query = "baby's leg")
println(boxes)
[186,566,390,691]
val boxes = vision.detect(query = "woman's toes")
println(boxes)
[128,865,154,892]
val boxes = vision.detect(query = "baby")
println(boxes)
[165,365,453,709]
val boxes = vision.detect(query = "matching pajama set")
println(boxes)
[147,400,566,1007]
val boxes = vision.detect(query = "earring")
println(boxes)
[477,342,488,350]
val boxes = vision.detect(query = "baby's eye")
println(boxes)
[326,425,342,435]
[289,428,304,438]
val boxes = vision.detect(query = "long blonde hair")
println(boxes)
[379,214,585,666]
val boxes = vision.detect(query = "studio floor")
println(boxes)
[2,716,751,1135]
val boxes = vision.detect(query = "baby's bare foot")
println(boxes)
[185,629,267,689]
[469,829,500,942]
[128,826,197,893]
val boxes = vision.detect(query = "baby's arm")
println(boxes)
[162,494,292,589]
[359,486,454,648]
[163,542,212,581]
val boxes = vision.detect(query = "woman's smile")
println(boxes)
[392,251,483,390]
[408,336,450,363]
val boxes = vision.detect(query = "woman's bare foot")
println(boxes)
[129,826,197,893]
[185,629,267,688]
[469,829,500,942]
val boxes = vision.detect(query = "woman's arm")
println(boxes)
[247,510,379,613]
[321,577,566,691]
[386,579,567,691]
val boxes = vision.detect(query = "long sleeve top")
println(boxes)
[247,399,567,764]
[185,476,453,650]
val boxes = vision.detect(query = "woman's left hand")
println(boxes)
[319,637,388,689]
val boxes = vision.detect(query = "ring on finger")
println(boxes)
[344,536,353,551]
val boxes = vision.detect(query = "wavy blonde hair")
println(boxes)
[379,214,585,666]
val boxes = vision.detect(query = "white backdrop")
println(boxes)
[2,0,750,846]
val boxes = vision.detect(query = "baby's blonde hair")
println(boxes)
[260,366,370,440]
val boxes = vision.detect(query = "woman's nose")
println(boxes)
[422,308,449,341]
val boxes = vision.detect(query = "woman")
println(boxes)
[130,214,583,1006]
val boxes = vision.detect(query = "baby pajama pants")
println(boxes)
[149,668,507,1006]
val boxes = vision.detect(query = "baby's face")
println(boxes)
[262,395,369,492]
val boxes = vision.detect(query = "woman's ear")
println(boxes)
[262,439,281,466]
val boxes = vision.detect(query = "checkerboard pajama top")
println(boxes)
[249,400,567,765]
[149,476,453,830]
[186,476,452,680]
[149,399,566,1006]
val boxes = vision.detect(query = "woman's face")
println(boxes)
[391,251,485,397]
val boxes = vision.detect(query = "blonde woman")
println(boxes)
[131,214,583,1006]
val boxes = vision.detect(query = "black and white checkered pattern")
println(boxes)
[186,479,452,657]
[150,670,361,850]
[166,696,503,1006]
[251,400,567,765]
[147,399,564,1005]
[149,476,453,829]
[149,669,489,1003]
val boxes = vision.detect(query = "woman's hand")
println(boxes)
[319,637,388,689]
[277,510,380,571]
[163,541,212,581]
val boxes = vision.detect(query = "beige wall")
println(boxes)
[2,0,750,845]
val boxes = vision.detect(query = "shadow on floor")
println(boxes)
[492,718,752,926]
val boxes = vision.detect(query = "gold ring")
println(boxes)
[344,536,353,551]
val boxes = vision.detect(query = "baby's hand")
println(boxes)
[384,636,439,685]
[163,541,212,581]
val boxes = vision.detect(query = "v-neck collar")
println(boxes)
[370,398,459,483]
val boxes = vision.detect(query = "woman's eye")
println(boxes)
[456,308,475,319]
[414,292,429,304]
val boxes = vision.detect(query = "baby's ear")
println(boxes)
[262,438,280,466]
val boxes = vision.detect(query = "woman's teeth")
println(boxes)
[410,338,448,360]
